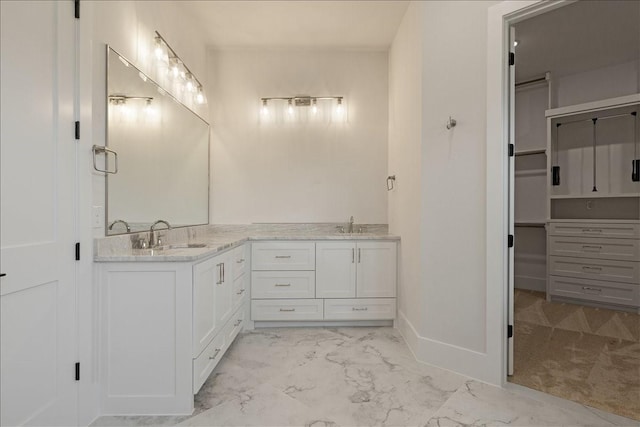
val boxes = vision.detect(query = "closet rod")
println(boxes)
[515,76,547,87]
[515,222,546,228]
[557,111,636,126]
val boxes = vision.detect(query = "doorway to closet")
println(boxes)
[508,0,640,421]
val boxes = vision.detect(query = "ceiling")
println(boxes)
[181,1,410,50]
[514,0,640,81]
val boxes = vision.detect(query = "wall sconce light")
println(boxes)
[153,31,206,105]
[259,95,345,121]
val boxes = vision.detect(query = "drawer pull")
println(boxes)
[279,308,296,312]
[582,286,602,292]
[275,283,291,287]
[582,245,602,251]
[352,307,368,311]
[581,266,603,272]
[236,289,245,295]
[582,228,602,233]
[237,258,245,263]
[234,319,242,327]
[209,348,221,360]
[216,263,223,285]
[275,255,291,259]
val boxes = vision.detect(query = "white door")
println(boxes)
[0,1,78,425]
[507,26,516,376]
[356,242,397,298]
[316,242,356,298]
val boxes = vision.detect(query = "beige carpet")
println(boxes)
[510,289,640,421]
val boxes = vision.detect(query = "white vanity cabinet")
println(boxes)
[316,241,397,298]
[251,240,397,322]
[97,244,249,416]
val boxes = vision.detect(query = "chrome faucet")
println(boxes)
[109,219,131,233]
[348,216,354,233]
[149,220,171,248]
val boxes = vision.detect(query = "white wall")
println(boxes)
[390,0,502,384]
[555,59,639,107]
[207,49,389,224]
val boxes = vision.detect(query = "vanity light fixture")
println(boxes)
[260,95,345,115]
[153,31,206,105]
[108,95,154,105]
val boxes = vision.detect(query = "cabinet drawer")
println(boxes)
[231,245,248,280]
[548,222,640,239]
[549,256,639,284]
[549,276,639,307]
[232,272,248,310]
[251,299,323,321]
[225,306,245,346]
[251,271,315,299]
[324,298,396,321]
[548,236,640,262]
[193,330,226,394]
[251,242,315,270]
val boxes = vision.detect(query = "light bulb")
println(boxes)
[185,75,195,92]
[287,99,294,116]
[196,89,205,104]
[261,99,269,115]
[311,98,317,114]
[154,38,164,60]
[336,98,343,114]
[171,63,180,78]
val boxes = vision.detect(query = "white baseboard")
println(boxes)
[514,275,546,292]
[396,311,502,386]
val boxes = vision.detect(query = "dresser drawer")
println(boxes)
[251,242,315,270]
[549,256,639,284]
[549,236,640,262]
[193,330,226,394]
[225,306,245,346]
[548,222,640,239]
[251,299,323,321]
[324,298,396,321]
[549,276,639,307]
[251,271,315,299]
[231,245,248,280]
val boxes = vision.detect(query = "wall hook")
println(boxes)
[387,175,396,191]
[446,116,457,130]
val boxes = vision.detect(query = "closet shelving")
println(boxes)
[545,93,640,312]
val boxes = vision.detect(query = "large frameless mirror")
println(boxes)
[105,46,209,235]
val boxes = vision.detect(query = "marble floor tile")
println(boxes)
[93,326,639,427]
[179,383,337,427]
[424,380,633,427]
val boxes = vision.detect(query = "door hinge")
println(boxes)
[75,362,80,381]
[74,0,80,19]
[507,324,513,338]
[509,52,515,66]
[508,143,514,157]
[75,242,80,261]
[74,121,80,140]
[508,234,514,248]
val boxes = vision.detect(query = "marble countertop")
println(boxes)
[94,224,399,262]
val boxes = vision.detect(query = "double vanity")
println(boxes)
[94,224,399,415]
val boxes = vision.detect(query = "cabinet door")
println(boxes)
[356,242,397,298]
[231,245,248,280]
[193,257,218,357]
[215,252,234,328]
[316,242,356,298]
[232,271,248,312]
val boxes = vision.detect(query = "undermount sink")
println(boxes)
[134,243,208,255]
[168,243,208,249]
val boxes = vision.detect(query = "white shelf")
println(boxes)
[550,193,640,200]
[545,93,640,118]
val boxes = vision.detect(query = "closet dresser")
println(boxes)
[546,94,640,312]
